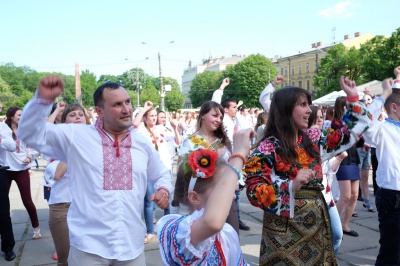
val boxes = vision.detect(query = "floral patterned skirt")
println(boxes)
[259,188,337,266]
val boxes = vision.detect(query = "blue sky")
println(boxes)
[1,0,397,85]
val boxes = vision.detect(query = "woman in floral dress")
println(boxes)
[245,76,372,265]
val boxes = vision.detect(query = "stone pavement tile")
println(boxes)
[239,231,262,265]
[337,247,380,266]
[19,238,56,266]
[0,242,21,266]
[145,249,163,266]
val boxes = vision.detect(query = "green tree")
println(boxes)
[80,70,98,107]
[189,71,220,107]
[222,54,277,108]
[314,44,351,97]
[359,28,400,83]
[165,87,185,111]
[0,76,11,93]
[139,87,161,107]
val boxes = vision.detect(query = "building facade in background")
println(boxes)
[181,55,245,108]
[275,32,375,93]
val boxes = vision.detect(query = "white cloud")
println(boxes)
[318,1,361,18]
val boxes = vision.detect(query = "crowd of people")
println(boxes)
[0,66,398,265]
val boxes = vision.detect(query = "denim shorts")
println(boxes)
[357,147,371,170]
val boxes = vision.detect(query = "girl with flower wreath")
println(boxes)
[156,128,252,265]
[133,101,180,244]
[244,76,372,265]
[178,101,241,234]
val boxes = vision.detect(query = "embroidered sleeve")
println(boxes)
[245,139,292,218]
[319,101,372,162]
[156,210,213,265]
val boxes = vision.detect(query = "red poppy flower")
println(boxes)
[327,131,341,149]
[187,149,218,178]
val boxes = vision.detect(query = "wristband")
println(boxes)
[226,163,243,181]
[346,94,359,102]
[228,153,246,164]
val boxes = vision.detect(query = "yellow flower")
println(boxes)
[202,141,211,149]
[190,136,203,145]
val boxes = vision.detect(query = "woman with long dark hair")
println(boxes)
[177,100,240,234]
[245,77,371,265]
[5,106,40,239]
[333,96,363,237]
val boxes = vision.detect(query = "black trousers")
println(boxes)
[0,169,15,253]
[375,187,400,266]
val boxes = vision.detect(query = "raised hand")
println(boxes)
[272,75,284,86]
[339,76,358,97]
[233,128,255,156]
[219,78,230,90]
[38,76,64,102]
[144,101,153,110]
[394,66,400,79]
[381,77,394,100]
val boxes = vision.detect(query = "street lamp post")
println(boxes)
[141,41,174,111]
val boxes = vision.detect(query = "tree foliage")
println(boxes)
[189,71,220,107]
[165,87,185,111]
[222,54,277,107]
[315,27,400,97]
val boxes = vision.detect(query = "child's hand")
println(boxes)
[233,128,254,156]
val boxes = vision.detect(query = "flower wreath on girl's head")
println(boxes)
[182,148,219,192]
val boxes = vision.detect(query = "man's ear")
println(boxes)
[223,107,229,114]
[95,106,103,119]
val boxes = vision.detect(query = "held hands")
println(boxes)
[292,169,315,192]
[38,76,64,102]
[339,76,357,97]
[151,188,169,209]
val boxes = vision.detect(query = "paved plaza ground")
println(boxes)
[2,158,380,265]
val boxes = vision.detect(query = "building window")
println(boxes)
[284,67,288,76]
[292,82,295,86]
[298,64,302,74]
[281,68,283,75]
[298,80,302,88]
[291,66,294,75]
[306,80,310,90]
[306,63,310,73]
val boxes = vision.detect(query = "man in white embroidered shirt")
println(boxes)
[18,76,172,265]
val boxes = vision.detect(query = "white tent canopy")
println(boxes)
[312,80,382,106]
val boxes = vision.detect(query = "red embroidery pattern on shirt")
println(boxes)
[96,120,133,190]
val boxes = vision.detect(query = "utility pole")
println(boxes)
[135,67,140,108]
[158,52,164,111]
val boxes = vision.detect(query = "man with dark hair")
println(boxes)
[18,76,172,265]
[0,120,17,261]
